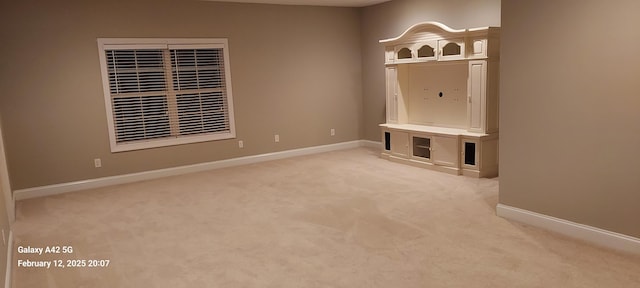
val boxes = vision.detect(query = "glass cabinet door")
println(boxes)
[412,136,431,160]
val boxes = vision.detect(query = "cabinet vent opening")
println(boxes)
[384,132,391,151]
[464,142,476,165]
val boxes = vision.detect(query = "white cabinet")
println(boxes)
[379,22,500,178]
[416,41,437,60]
[381,125,490,176]
[410,133,459,168]
[468,60,486,133]
[438,39,465,60]
[431,135,458,167]
[386,67,398,123]
[385,65,409,124]
[460,135,498,177]
[390,130,409,157]
[411,135,431,161]
[469,38,487,58]
[461,138,479,169]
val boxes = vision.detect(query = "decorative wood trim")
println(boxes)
[380,21,467,44]
[496,204,640,255]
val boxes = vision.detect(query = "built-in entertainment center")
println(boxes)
[379,22,500,178]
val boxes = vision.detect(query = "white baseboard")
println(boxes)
[360,140,382,149]
[496,204,640,255]
[5,230,12,288]
[14,140,371,201]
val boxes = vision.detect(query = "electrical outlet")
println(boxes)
[274,134,280,143]
[238,140,244,148]
[330,128,335,136]
[94,158,102,168]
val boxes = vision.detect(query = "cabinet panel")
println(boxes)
[396,65,409,123]
[408,63,468,128]
[385,47,395,63]
[432,136,459,167]
[480,137,499,177]
[390,131,409,157]
[386,67,398,123]
[468,60,487,132]
[469,39,487,58]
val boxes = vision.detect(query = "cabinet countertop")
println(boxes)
[380,123,493,137]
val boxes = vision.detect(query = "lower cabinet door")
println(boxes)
[432,135,459,167]
[410,134,432,161]
[390,131,409,157]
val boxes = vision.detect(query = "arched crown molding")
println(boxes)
[380,21,489,44]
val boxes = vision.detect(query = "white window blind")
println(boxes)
[97,39,235,152]
[171,48,230,135]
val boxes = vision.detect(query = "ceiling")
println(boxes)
[202,0,392,8]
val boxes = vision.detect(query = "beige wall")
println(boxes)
[500,0,640,238]
[0,0,362,190]
[360,0,501,141]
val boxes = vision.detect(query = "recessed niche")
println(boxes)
[417,45,435,58]
[397,47,412,59]
[442,43,461,56]
[384,132,391,151]
[464,142,476,165]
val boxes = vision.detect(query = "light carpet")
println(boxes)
[12,147,640,287]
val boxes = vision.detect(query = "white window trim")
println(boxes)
[97,38,236,152]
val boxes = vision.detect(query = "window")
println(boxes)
[97,38,235,152]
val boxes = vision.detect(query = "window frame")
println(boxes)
[97,38,236,152]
